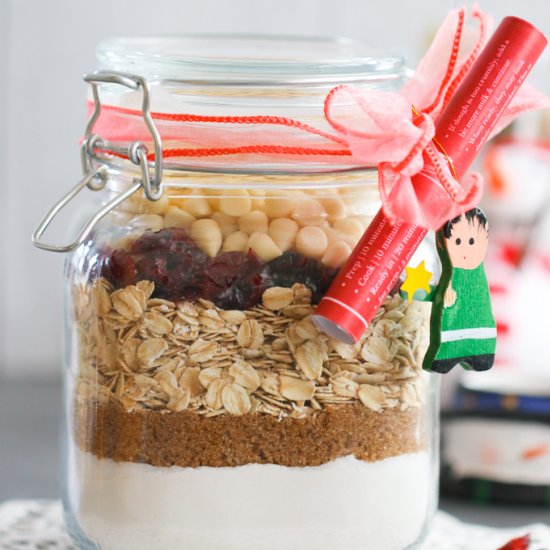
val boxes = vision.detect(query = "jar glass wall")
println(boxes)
[62,35,439,550]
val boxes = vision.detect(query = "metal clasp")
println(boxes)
[32,71,164,253]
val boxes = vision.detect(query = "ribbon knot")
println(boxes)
[323,5,549,229]
[323,81,483,229]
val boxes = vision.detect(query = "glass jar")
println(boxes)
[54,36,440,550]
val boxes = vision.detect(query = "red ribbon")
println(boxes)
[88,6,550,230]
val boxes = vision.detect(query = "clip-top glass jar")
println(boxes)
[40,36,440,549]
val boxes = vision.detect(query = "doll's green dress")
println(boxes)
[426,263,496,373]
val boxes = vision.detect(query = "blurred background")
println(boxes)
[1,0,549,524]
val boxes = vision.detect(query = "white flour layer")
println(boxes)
[69,449,431,550]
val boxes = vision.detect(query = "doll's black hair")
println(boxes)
[443,207,488,239]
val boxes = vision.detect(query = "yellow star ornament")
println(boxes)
[401,261,433,303]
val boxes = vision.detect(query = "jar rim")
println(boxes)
[97,33,405,85]
[103,161,380,189]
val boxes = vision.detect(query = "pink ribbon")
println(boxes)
[323,5,550,228]
[89,6,550,230]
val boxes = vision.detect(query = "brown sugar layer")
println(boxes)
[75,398,427,468]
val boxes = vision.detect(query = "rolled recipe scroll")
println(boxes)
[313,16,548,344]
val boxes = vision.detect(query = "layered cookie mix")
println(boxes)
[68,190,434,550]
[75,278,429,466]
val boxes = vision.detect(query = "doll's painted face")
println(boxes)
[444,210,489,270]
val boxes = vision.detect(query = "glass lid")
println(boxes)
[97,34,405,85]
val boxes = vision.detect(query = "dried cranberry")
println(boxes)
[206,251,267,308]
[130,230,169,253]
[130,228,194,254]
[100,228,339,307]
[200,279,225,301]
[136,254,168,283]
[169,228,191,242]
[216,271,268,309]
[267,252,337,303]
[210,251,241,277]
[134,252,188,300]
[104,249,137,287]
[206,252,248,287]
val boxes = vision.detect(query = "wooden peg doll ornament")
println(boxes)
[423,208,497,373]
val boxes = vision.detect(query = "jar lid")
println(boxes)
[97,34,405,86]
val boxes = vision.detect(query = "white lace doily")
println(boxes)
[0,500,549,549]
[0,501,74,549]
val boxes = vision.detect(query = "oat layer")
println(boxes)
[75,280,431,418]
[75,398,426,468]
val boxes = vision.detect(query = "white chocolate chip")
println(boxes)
[219,189,252,217]
[122,194,170,215]
[222,231,250,253]
[321,241,352,268]
[164,206,196,229]
[268,218,299,252]
[323,226,359,248]
[212,212,238,238]
[352,215,374,230]
[128,214,165,232]
[291,199,327,227]
[248,232,282,262]
[264,191,293,218]
[333,218,364,239]
[145,195,171,215]
[205,188,221,210]
[296,226,328,258]
[106,211,132,226]
[323,226,342,245]
[239,210,269,234]
[178,196,212,218]
[249,188,266,210]
[319,197,347,220]
[190,219,222,257]
[119,195,145,214]
[312,186,338,196]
